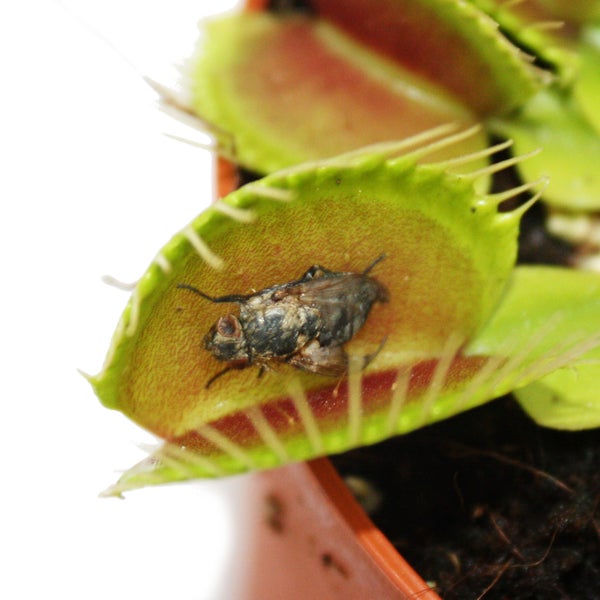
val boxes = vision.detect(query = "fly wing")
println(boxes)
[283,273,362,305]
[283,274,388,347]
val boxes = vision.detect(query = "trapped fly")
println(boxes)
[178,254,389,387]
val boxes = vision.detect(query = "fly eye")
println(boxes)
[216,315,241,338]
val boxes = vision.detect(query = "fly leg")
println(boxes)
[205,365,235,389]
[177,283,251,304]
[205,360,251,388]
[362,253,386,275]
[361,336,388,369]
[302,253,386,281]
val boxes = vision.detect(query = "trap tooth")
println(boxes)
[245,405,291,464]
[433,138,513,171]
[486,179,546,207]
[461,147,543,181]
[504,182,547,219]
[242,184,295,202]
[153,252,173,275]
[163,133,216,154]
[155,443,227,479]
[212,201,257,224]
[383,366,411,437]
[418,332,465,423]
[181,226,224,270]
[283,376,325,454]
[196,423,259,470]
[470,177,547,222]
[346,355,365,446]
[397,125,483,164]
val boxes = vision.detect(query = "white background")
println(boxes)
[1,2,252,598]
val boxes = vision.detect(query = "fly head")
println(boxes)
[204,314,249,363]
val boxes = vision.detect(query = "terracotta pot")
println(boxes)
[239,458,440,599]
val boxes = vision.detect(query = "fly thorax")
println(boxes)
[242,301,320,358]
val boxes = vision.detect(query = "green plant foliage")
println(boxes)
[466,266,600,392]
[515,346,600,430]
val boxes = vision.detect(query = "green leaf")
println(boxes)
[514,346,600,430]
[466,265,600,392]
[90,130,539,494]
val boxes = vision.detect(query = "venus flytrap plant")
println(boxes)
[88,127,600,497]
[479,14,600,284]
[184,0,599,185]
[87,0,600,504]
[468,4,600,279]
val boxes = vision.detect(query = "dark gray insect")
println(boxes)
[178,254,389,387]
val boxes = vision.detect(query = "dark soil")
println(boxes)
[332,397,600,599]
